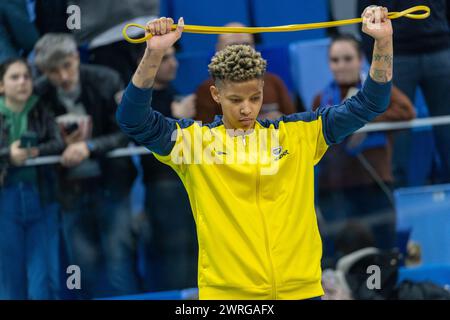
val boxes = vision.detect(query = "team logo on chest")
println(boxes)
[272,146,289,161]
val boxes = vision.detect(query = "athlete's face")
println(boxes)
[210,78,264,130]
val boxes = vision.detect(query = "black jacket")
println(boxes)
[0,97,65,204]
[35,64,137,192]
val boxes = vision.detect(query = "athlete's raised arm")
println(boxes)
[116,18,189,156]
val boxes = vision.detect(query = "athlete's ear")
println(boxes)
[209,85,220,104]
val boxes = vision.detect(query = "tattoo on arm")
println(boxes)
[373,54,393,68]
[371,69,389,83]
[370,38,393,83]
[132,50,164,89]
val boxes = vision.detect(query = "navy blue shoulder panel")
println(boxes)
[257,110,321,129]
[203,115,224,129]
[174,117,197,129]
[171,117,222,129]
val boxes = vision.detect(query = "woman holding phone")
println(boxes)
[0,58,64,299]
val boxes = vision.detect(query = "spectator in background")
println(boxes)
[134,45,198,292]
[195,22,297,123]
[0,58,64,299]
[136,45,196,120]
[327,221,450,300]
[68,0,159,83]
[334,221,377,261]
[321,221,376,300]
[33,33,139,299]
[0,0,40,63]
[312,34,415,259]
[358,0,450,186]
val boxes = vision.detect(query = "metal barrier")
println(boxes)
[23,115,450,167]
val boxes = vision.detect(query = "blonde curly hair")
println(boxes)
[208,44,267,83]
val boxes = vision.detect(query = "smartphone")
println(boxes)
[64,122,79,135]
[20,132,38,148]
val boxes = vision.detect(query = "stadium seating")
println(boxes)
[171,0,251,53]
[250,0,329,45]
[395,183,450,265]
[399,264,450,288]
[289,38,333,110]
[257,44,295,95]
[172,50,212,95]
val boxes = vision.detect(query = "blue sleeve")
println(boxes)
[317,75,392,145]
[116,82,193,156]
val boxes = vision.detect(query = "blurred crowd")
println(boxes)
[0,0,449,299]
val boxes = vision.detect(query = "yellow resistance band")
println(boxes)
[123,5,430,44]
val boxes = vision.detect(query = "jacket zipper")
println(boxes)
[254,142,277,299]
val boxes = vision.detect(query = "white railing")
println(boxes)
[23,115,450,167]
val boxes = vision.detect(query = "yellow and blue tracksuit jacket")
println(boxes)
[116,75,392,299]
